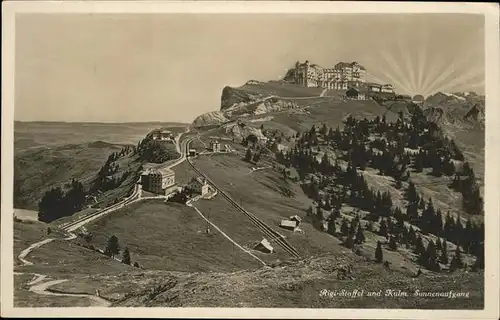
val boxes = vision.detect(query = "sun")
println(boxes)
[412,94,425,103]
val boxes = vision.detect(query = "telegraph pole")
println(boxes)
[206,208,211,234]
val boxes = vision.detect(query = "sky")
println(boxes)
[14,13,485,123]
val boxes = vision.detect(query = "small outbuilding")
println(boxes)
[280,219,298,231]
[189,176,210,196]
[254,238,274,253]
[188,149,197,157]
[209,140,221,152]
[289,215,302,224]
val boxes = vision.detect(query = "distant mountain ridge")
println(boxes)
[423,91,485,128]
[15,121,189,126]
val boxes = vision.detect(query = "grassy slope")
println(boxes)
[443,126,484,183]
[384,100,485,183]
[13,220,66,267]
[13,84,484,308]
[269,99,398,133]
[14,273,93,308]
[13,220,133,307]
[14,122,187,211]
[51,255,483,309]
[191,154,348,259]
[14,142,123,210]
[239,82,323,98]
[85,200,263,272]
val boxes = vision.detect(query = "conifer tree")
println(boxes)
[375,241,383,263]
[344,233,354,249]
[389,236,398,251]
[252,152,261,163]
[245,148,253,162]
[327,218,337,236]
[323,198,333,211]
[355,225,365,244]
[316,206,324,223]
[414,235,425,255]
[122,247,131,265]
[406,203,419,223]
[340,219,349,236]
[472,243,484,271]
[366,221,374,232]
[306,205,314,217]
[349,219,357,237]
[320,123,328,136]
[443,212,455,240]
[418,197,426,210]
[104,235,120,258]
[440,239,449,265]
[450,246,464,271]
[424,240,439,271]
[379,218,388,237]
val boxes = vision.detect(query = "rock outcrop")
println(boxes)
[464,103,485,125]
[192,111,229,128]
[223,121,267,143]
[220,86,263,111]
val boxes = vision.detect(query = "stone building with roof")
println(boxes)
[141,167,176,194]
[285,60,368,90]
[254,238,274,253]
[189,176,210,196]
[209,140,221,152]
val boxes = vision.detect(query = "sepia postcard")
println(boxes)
[1,1,499,319]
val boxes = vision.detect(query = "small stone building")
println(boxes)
[188,149,197,157]
[254,238,274,253]
[189,176,209,196]
[280,219,298,231]
[289,215,302,224]
[209,140,221,152]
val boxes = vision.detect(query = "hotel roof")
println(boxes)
[149,167,175,176]
[335,61,366,70]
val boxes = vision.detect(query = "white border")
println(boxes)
[2,1,499,319]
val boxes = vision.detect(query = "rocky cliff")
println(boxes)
[192,111,230,128]
[193,84,300,128]
[221,86,264,111]
[463,103,485,125]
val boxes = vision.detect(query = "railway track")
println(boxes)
[59,184,141,231]
[186,139,300,259]
[59,127,192,232]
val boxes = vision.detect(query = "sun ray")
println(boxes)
[463,80,485,92]
[363,56,412,94]
[419,55,446,96]
[443,80,484,94]
[395,29,417,94]
[365,71,392,87]
[420,28,484,95]
[416,22,429,94]
[356,33,413,94]
[421,47,482,96]
[435,72,484,94]
[421,67,465,96]
[365,70,413,95]
[375,46,414,94]
[364,71,388,85]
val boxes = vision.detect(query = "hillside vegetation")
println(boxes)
[14,82,484,309]
[14,141,123,210]
[14,122,186,221]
